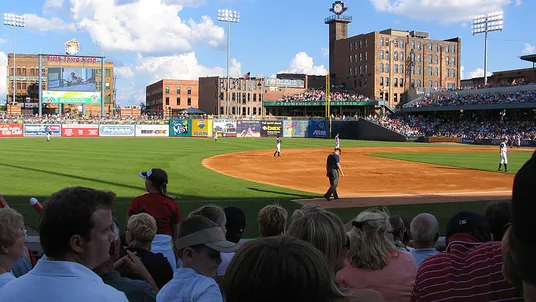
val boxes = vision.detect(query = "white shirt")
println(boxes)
[216,252,235,278]
[157,267,223,302]
[0,260,127,302]
[500,142,508,154]
[0,272,15,290]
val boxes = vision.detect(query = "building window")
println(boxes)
[232,107,236,115]
[105,69,111,77]
[220,107,224,114]
[429,67,433,76]
[349,42,353,51]
[386,63,390,72]
[429,80,432,87]
[400,78,404,87]
[417,80,422,87]
[446,45,450,53]
[359,40,363,48]
[364,64,368,73]
[359,53,363,61]
[394,39,398,47]
[380,37,384,46]
[177,97,181,105]
[354,41,358,49]
[394,78,398,87]
[434,55,438,64]
[446,69,450,77]
[380,77,384,85]
[411,66,415,75]
[349,55,353,63]
[364,52,368,61]
[380,63,384,72]
[417,54,421,62]
[417,66,421,75]
[349,67,353,75]
[354,54,358,62]
[386,77,389,86]
[400,40,404,48]
[446,57,450,65]
[394,52,398,61]
[411,79,415,88]
[452,69,456,77]
[242,93,247,104]
[428,42,432,51]
[165,86,169,94]
[380,50,384,60]
[400,52,404,61]
[177,86,181,94]
[354,66,357,75]
[106,82,110,90]
[188,97,192,106]
[386,51,390,60]
[435,43,439,51]
[394,64,399,73]
[253,93,257,102]
[365,38,368,47]
[452,56,456,66]
[186,87,191,95]
[165,97,169,105]
[385,37,389,45]
[400,64,404,74]
[411,52,415,62]
[452,45,456,53]
[429,55,433,64]
[417,41,421,50]
[434,67,438,76]
[232,92,236,101]
[434,81,438,87]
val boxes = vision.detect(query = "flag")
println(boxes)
[243,72,250,79]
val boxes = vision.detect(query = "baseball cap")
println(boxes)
[445,211,490,242]
[511,152,536,247]
[176,226,239,253]
[139,168,168,184]
[224,206,246,243]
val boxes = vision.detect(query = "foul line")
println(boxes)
[292,190,511,202]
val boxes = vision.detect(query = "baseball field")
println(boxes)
[0,137,533,237]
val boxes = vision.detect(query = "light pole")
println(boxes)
[218,9,240,116]
[472,11,503,86]
[3,14,26,104]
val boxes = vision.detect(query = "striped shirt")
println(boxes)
[411,233,522,302]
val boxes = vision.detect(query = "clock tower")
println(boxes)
[325,1,352,83]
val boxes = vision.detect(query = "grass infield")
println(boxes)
[0,137,527,237]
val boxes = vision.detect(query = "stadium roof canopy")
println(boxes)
[520,54,536,63]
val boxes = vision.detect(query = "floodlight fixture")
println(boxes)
[472,11,504,85]
[217,9,240,116]
[3,13,26,105]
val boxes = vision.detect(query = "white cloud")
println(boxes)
[24,14,77,32]
[115,65,135,80]
[321,48,329,58]
[468,68,493,79]
[43,0,65,14]
[460,66,465,79]
[521,43,536,55]
[280,52,327,76]
[369,0,516,23]
[0,52,7,102]
[0,39,6,45]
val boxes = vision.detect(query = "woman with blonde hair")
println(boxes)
[336,209,416,302]
[0,208,26,289]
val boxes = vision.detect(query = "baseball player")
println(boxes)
[324,148,344,201]
[498,138,508,172]
[214,130,218,142]
[46,132,51,144]
[517,135,521,148]
[273,135,281,157]
[335,133,340,149]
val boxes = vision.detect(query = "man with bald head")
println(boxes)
[409,213,439,267]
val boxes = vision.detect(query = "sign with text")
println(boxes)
[45,55,98,63]
[23,124,61,136]
[0,124,23,137]
[236,120,260,137]
[191,119,213,137]
[213,119,237,137]
[62,124,99,137]
[99,125,135,137]
[260,121,283,137]
[307,120,330,138]
[263,101,375,107]
[169,119,191,137]
[265,78,305,88]
[135,125,169,137]
[283,120,307,138]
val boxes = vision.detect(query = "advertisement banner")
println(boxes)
[98,125,135,137]
[236,120,260,137]
[213,119,237,137]
[23,124,62,136]
[191,119,213,137]
[265,78,305,88]
[260,121,283,137]
[135,125,169,137]
[283,120,308,138]
[307,120,330,138]
[43,91,101,104]
[0,124,23,137]
[169,119,191,137]
[62,124,99,137]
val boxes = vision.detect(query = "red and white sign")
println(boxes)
[46,55,98,63]
[62,124,99,137]
[0,124,23,137]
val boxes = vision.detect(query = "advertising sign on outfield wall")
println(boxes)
[307,120,330,138]
[191,119,213,137]
[236,120,260,137]
[213,119,237,137]
[169,119,191,137]
[0,124,23,137]
[24,124,62,136]
[135,124,169,137]
[99,125,135,137]
[260,121,283,137]
[283,120,307,138]
[62,124,99,137]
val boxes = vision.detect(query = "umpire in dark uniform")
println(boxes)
[324,148,344,201]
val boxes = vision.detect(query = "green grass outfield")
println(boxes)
[0,137,531,237]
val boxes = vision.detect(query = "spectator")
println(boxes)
[258,204,287,237]
[123,213,173,289]
[216,206,246,284]
[409,213,439,267]
[94,222,158,301]
[389,215,414,252]
[129,168,181,269]
[0,208,25,289]
[337,209,417,302]
[0,187,128,301]
[223,235,355,302]
[412,211,522,301]
[483,200,511,241]
[288,207,384,301]
[189,205,226,235]
[157,215,239,302]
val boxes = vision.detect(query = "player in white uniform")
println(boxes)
[273,135,281,157]
[335,133,340,149]
[213,130,218,142]
[498,138,508,172]
[46,132,51,143]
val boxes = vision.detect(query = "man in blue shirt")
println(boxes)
[409,213,440,267]
[324,148,344,201]
[0,187,128,302]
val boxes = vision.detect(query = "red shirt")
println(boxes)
[128,193,181,236]
[411,233,522,302]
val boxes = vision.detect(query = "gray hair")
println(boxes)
[410,213,438,243]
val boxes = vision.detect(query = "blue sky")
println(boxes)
[1,0,535,106]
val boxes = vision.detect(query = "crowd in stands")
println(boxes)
[1,155,536,301]
[0,113,170,125]
[407,90,536,108]
[278,89,370,103]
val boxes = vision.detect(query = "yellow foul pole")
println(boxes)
[326,71,332,138]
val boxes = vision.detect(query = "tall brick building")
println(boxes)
[145,79,199,116]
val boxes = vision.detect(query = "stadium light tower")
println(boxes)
[472,11,503,86]
[3,13,26,104]
[217,9,240,116]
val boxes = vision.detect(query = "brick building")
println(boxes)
[145,79,199,117]
[461,67,536,87]
[198,76,265,116]
[6,53,114,116]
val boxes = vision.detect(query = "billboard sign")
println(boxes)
[62,124,99,137]
[260,121,283,137]
[64,38,80,56]
[23,124,61,136]
[135,124,169,137]
[307,120,330,138]
[47,67,98,92]
[43,91,101,104]
[213,119,237,137]
[0,124,23,137]
[99,125,135,137]
[170,119,191,137]
[283,120,307,138]
[236,120,260,137]
[265,78,305,88]
[191,119,213,137]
